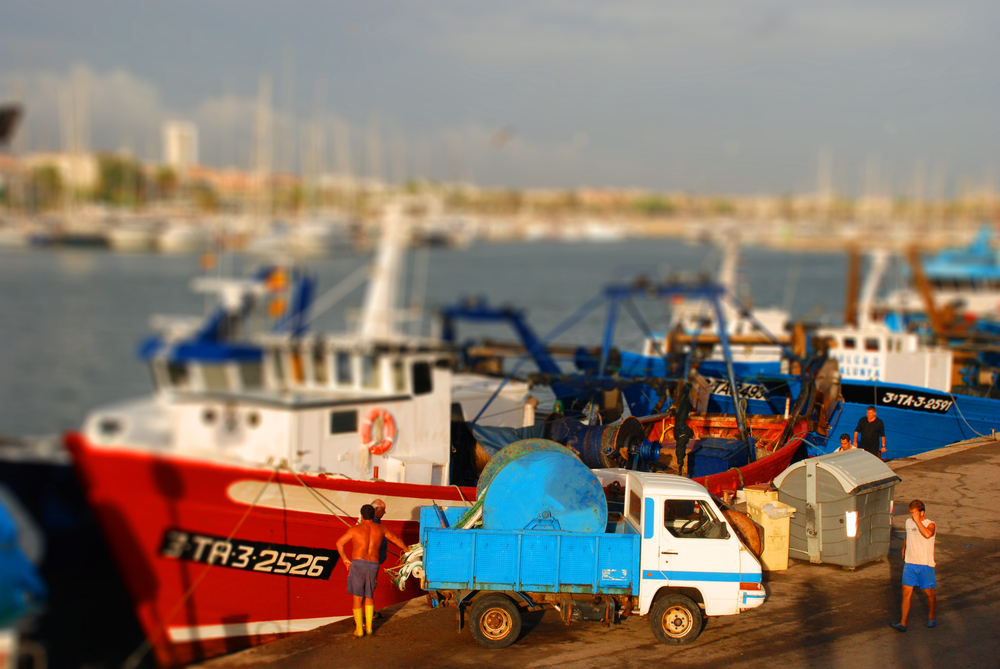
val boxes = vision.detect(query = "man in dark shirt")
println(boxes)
[371,499,388,564]
[854,406,886,459]
[674,382,695,477]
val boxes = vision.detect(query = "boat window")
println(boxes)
[336,352,352,386]
[289,346,305,384]
[392,360,406,392]
[330,410,358,434]
[271,351,286,385]
[628,490,642,524]
[312,345,329,385]
[663,499,727,539]
[412,361,433,396]
[167,362,190,390]
[864,338,880,352]
[842,337,856,350]
[239,361,263,390]
[361,355,380,389]
[202,365,230,392]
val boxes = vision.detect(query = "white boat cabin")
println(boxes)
[85,336,462,486]
[81,205,532,487]
[820,327,953,392]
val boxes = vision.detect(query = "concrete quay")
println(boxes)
[198,438,1000,669]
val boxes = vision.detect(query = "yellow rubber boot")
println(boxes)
[365,604,374,635]
[353,608,364,637]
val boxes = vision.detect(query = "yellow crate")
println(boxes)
[744,484,778,509]
[747,501,795,571]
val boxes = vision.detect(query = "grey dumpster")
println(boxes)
[773,450,901,568]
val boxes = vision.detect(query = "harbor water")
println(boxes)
[0,240,848,439]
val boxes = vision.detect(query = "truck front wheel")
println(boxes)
[469,594,522,649]
[650,594,703,645]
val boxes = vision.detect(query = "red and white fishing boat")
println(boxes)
[66,205,529,667]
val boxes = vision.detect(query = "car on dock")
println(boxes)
[417,470,765,648]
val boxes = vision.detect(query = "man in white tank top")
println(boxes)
[890,499,937,632]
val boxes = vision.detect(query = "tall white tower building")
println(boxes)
[162,121,199,173]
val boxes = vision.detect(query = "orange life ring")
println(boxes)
[362,408,397,455]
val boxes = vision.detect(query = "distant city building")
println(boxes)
[162,121,199,173]
[855,195,894,221]
[22,152,99,189]
[318,173,360,190]
[0,154,18,186]
[186,165,259,198]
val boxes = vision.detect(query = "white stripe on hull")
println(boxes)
[225,480,472,521]
[167,615,351,642]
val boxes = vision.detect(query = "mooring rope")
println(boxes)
[948,391,989,439]
[280,463,357,528]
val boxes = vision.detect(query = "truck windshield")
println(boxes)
[663,499,727,539]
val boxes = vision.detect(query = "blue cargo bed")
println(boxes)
[421,508,641,596]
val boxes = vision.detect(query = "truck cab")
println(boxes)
[624,471,765,625]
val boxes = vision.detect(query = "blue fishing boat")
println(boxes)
[460,265,1000,462]
[644,242,1000,460]
[816,323,1000,458]
[811,243,1000,457]
[649,324,1000,460]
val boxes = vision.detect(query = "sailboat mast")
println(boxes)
[359,202,406,340]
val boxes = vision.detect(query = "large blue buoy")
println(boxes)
[481,450,608,534]
[476,438,582,499]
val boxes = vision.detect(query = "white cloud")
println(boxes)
[3,66,281,167]
[4,65,173,157]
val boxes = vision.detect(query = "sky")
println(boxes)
[1,0,998,195]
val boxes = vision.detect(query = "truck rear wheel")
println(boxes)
[469,594,522,649]
[650,594,703,645]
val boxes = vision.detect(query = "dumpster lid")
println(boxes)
[773,449,901,495]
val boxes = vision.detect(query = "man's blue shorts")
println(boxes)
[902,563,936,589]
[346,559,379,598]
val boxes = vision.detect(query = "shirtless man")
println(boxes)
[336,504,407,637]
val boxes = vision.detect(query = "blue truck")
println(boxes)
[415,470,766,648]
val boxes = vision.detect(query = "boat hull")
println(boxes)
[819,381,999,459]
[65,432,475,667]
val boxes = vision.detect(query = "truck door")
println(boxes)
[657,497,741,615]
